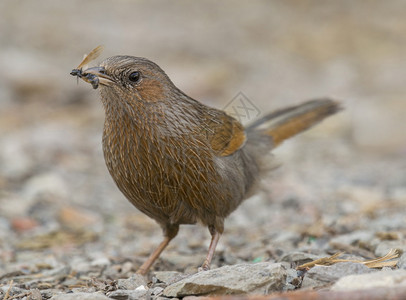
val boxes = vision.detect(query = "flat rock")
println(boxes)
[163,263,287,297]
[301,262,374,288]
[332,269,406,291]
[50,292,110,300]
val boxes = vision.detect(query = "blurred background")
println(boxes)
[0,0,405,275]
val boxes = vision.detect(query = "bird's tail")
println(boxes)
[247,99,342,148]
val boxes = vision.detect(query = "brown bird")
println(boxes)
[71,49,341,275]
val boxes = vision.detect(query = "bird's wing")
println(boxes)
[202,110,246,156]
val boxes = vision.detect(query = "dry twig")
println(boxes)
[297,249,400,270]
[3,280,13,300]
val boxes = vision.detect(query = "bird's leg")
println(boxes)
[136,223,179,275]
[200,225,221,271]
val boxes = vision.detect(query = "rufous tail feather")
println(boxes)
[248,99,342,147]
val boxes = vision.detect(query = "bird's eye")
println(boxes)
[128,71,141,83]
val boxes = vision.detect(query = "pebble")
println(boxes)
[58,206,101,229]
[50,292,110,300]
[150,286,164,295]
[374,240,406,257]
[397,253,406,269]
[90,257,111,268]
[107,288,148,300]
[0,134,34,179]
[329,230,374,246]
[153,271,186,285]
[117,274,147,290]
[23,172,68,201]
[30,289,42,300]
[11,216,39,232]
[285,268,301,290]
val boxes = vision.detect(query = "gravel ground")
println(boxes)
[1,1,405,299]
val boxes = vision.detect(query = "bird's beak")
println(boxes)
[81,67,114,89]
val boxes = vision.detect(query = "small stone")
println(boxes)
[374,240,406,257]
[29,289,42,300]
[23,172,68,201]
[301,262,374,288]
[58,206,101,230]
[107,288,147,300]
[42,266,71,278]
[273,231,301,244]
[370,213,406,232]
[50,292,110,300]
[117,274,147,290]
[397,253,406,269]
[120,261,134,274]
[153,271,185,285]
[332,269,406,291]
[11,216,39,232]
[150,286,164,295]
[90,257,111,268]
[70,257,91,273]
[0,134,34,179]
[285,268,301,289]
[329,230,374,246]
[163,263,287,297]
[39,289,56,299]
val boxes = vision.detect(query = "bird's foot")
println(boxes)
[198,261,211,272]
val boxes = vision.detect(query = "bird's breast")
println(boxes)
[101,117,228,223]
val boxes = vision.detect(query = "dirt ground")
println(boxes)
[0,1,405,299]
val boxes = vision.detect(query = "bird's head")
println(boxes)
[80,55,176,103]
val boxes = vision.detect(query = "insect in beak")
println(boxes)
[70,45,107,89]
